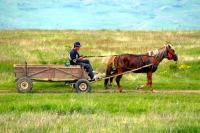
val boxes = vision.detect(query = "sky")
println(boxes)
[0,0,200,30]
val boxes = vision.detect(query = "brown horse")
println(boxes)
[104,44,178,92]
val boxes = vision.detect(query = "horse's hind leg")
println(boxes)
[104,78,114,89]
[116,75,123,92]
[105,71,117,89]
[104,78,109,89]
[108,77,114,88]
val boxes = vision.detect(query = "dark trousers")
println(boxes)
[77,60,94,79]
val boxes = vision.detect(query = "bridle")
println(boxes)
[166,46,178,61]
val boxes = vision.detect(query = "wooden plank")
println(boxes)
[55,67,88,79]
[14,64,81,68]
[14,66,26,78]
[28,67,53,78]
[31,78,77,82]
[55,68,80,79]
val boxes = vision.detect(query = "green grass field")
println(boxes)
[1,93,200,132]
[0,30,200,132]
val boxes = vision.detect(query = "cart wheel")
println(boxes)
[16,77,33,93]
[75,79,91,93]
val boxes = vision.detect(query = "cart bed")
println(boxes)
[14,64,89,81]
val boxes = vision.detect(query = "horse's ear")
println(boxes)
[168,44,171,48]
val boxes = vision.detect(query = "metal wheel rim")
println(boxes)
[20,81,29,90]
[78,83,88,91]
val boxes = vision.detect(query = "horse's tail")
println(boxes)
[104,55,116,89]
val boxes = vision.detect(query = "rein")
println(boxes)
[86,55,118,58]
[86,54,155,58]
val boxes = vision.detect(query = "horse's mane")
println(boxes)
[155,45,168,59]
[148,45,171,59]
[147,49,159,56]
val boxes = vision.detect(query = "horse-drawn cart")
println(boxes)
[14,62,154,93]
[14,45,177,93]
[14,62,91,93]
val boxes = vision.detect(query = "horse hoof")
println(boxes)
[119,89,123,92]
[136,86,140,90]
[151,90,155,93]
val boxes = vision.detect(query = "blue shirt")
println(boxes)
[69,49,80,65]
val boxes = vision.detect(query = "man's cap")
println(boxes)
[74,42,81,47]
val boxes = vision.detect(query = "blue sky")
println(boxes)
[0,0,200,30]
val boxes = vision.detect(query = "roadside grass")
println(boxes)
[0,93,200,132]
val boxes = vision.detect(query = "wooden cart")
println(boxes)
[14,62,91,93]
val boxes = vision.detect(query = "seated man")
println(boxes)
[69,42,97,80]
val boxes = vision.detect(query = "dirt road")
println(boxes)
[0,89,200,94]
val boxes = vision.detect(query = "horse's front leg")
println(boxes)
[136,71,154,92]
[116,75,123,92]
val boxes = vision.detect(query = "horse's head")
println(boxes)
[166,44,178,61]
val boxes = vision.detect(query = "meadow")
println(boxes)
[0,30,200,132]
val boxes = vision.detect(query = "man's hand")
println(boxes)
[81,55,87,58]
[78,55,87,60]
[78,56,84,60]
